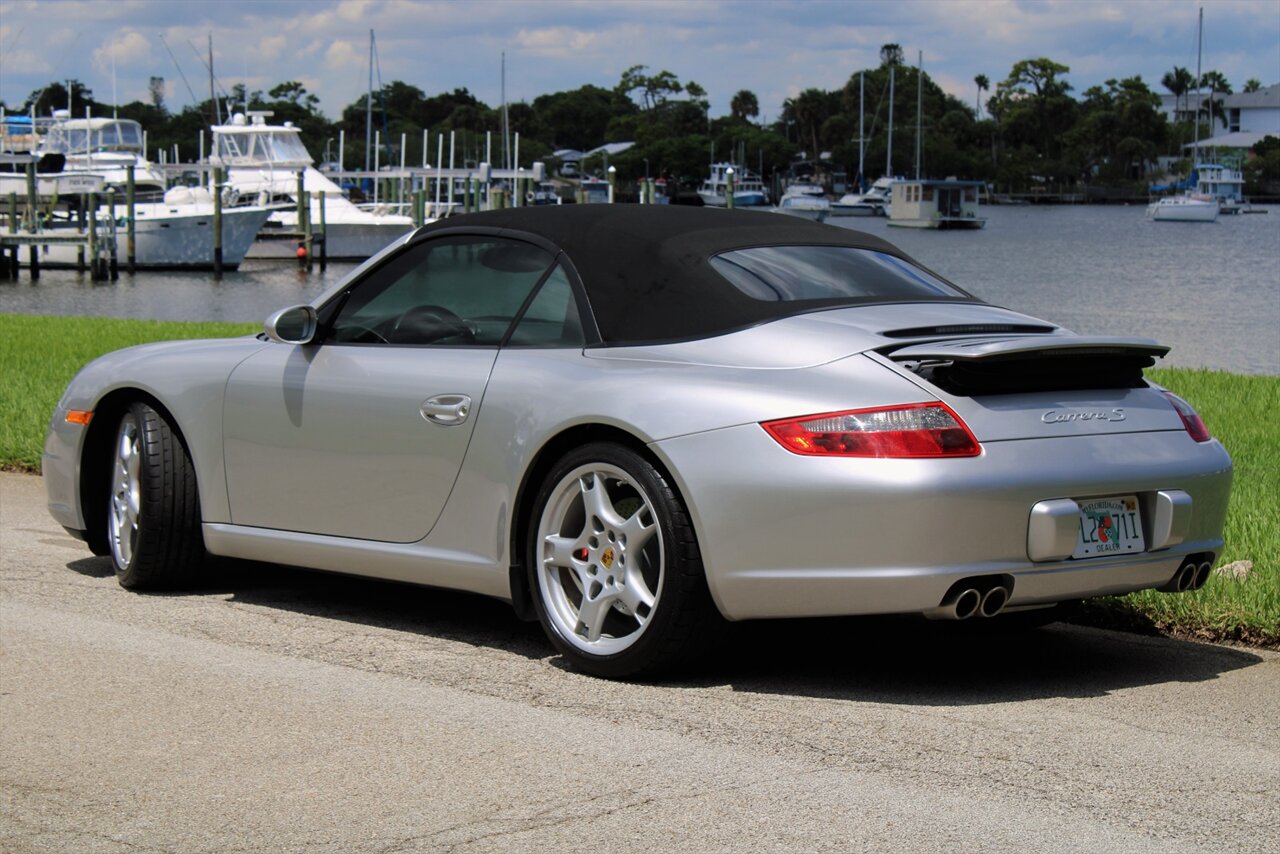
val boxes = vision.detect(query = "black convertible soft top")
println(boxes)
[416,205,975,344]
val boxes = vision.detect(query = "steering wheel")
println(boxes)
[392,304,476,344]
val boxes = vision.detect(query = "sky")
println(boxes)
[1,0,1278,125]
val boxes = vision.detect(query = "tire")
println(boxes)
[107,401,206,589]
[528,442,718,679]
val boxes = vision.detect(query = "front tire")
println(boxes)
[107,402,205,589]
[528,442,718,679]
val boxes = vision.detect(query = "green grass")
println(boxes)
[0,314,256,470]
[1,315,1276,646]
[1079,367,1280,647]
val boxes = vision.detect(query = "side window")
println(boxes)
[328,236,554,345]
[506,265,585,348]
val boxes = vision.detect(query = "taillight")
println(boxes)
[762,403,981,458]
[1163,391,1212,442]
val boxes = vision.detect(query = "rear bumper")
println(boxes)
[653,426,1232,620]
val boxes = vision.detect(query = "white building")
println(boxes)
[1179,83,1280,152]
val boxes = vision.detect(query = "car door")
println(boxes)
[222,234,558,543]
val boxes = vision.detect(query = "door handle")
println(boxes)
[420,394,472,426]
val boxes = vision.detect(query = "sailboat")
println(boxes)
[1148,8,1218,223]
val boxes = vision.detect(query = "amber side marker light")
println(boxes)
[762,402,981,458]
[65,410,94,425]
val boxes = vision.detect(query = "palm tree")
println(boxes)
[730,89,759,122]
[974,74,989,118]
[1199,71,1233,129]
[1161,66,1194,120]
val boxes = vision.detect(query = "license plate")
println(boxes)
[1073,495,1144,559]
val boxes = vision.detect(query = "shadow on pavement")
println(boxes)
[698,615,1266,706]
[64,553,1265,704]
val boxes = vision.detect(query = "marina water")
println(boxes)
[2,204,1277,375]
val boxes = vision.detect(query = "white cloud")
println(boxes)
[257,35,289,61]
[325,39,365,70]
[92,30,154,72]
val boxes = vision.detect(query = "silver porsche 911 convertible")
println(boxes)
[45,206,1232,677]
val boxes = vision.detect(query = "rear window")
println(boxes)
[709,246,966,302]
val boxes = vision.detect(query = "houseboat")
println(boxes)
[887,178,986,229]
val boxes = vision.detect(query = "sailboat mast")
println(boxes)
[915,51,922,179]
[887,65,894,178]
[209,34,220,126]
[501,53,510,172]
[857,71,864,190]
[365,29,373,173]
[1192,7,1202,166]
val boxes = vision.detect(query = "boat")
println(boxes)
[1194,162,1250,214]
[4,115,272,269]
[211,111,416,259]
[775,184,831,222]
[39,113,168,200]
[1149,8,1219,224]
[528,180,561,205]
[0,152,105,197]
[697,162,770,207]
[579,176,610,204]
[887,178,986,229]
[831,175,896,217]
[1146,193,1219,222]
[28,186,273,269]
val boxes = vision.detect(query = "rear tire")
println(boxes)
[107,402,205,589]
[528,442,719,679]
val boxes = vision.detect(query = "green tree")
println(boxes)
[988,58,1078,187]
[1161,66,1194,119]
[1243,78,1262,93]
[1068,76,1166,183]
[533,84,637,150]
[974,74,989,117]
[1199,71,1232,128]
[730,90,759,122]
[879,44,904,67]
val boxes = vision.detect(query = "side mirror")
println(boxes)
[264,305,317,344]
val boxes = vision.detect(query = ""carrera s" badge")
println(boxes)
[1041,408,1126,424]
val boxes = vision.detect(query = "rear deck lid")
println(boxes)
[879,335,1184,441]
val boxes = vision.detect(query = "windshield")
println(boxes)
[44,120,143,154]
[709,246,966,303]
[215,130,313,166]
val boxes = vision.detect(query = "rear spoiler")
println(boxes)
[882,336,1170,396]
[884,336,1169,363]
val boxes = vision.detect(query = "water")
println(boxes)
[2,205,1277,374]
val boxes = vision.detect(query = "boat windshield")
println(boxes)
[44,120,143,154]
[215,130,313,166]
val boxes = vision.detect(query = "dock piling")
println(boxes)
[126,164,136,274]
[213,166,224,278]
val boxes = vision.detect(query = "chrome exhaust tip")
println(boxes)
[954,588,982,620]
[978,586,1010,618]
[924,587,982,620]
[1192,561,1213,590]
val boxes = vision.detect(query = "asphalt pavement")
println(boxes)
[2,471,1277,853]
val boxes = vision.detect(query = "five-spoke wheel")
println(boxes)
[105,401,205,589]
[108,410,143,570]
[529,443,717,678]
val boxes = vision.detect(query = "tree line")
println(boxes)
[5,46,1277,195]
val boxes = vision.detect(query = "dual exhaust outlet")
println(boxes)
[1158,552,1215,593]
[926,575,1014,621]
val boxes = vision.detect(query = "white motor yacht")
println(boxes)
[775,183,831,222]
[831,175,896,217]
[14,113,272,269]
[212,112,416,259]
